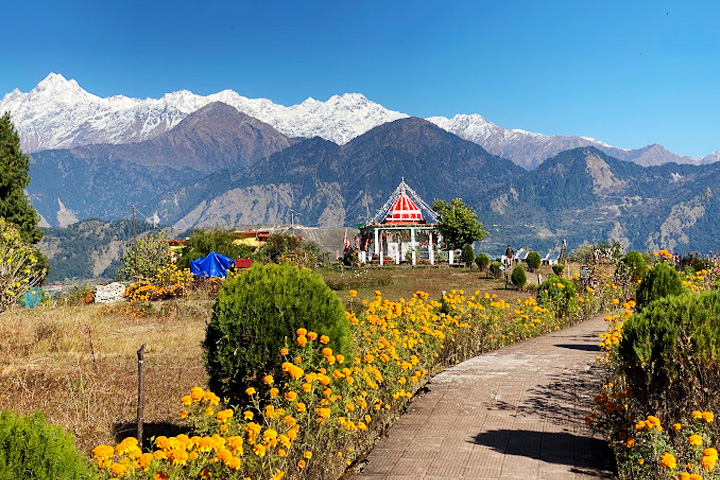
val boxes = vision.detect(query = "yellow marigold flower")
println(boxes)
[689,434,703,446]
[692,410,703,419]
[215,447,233,463]
[179,410,189,419]
[264,374,274,385]
[702,453,718,473]
[298,459,307,468]
[246,387,256,396]
[271,470,285,480]
[226,456,242,470]
[297,402,307,412]
[302,382,312,393]
[190,387,205,401]
[200,470,211,479]
[679,473,690,480]
[138,452,154,469]
[180,395,192,406]
[689,473,703,480]
[205,406,214,416]
[154,473,169,480]
[167,449,189,466]
[270,387,279,398]
[637,458,644,465]
[703,411,715,423]
[660,452,677,470]
[673,423,682,430]
[253,443,267,457]
[284,391,297,401]
[243,410,254,420]
[304,450,313,459]
[217,409,234,423]
[348,290,357,297]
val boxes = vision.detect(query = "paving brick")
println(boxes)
[351,315,617,479]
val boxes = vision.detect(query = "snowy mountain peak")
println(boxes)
[0,73,407,151]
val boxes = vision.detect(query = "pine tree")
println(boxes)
[0,112,42,245]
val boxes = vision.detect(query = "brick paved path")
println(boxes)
[352,315,616,479]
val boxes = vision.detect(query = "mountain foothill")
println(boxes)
[25,100,720,262]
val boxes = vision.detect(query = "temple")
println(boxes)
[357,179,442,265]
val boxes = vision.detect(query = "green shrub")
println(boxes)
[511,266,527,289]
[551,264,564,276]
[618,290,720,423]
[204,263,350,404]
[461,244,475,268]
[0,410,95,480]
[635,261,685,310]
[537,275,577,317]
[526,251,541,272]
[489,262,503,279]
[475,253,490,272]
[620,250,647,283]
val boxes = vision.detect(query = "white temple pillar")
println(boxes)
[395,245,400,264]
[429,232,434,265]
[374,229,380,256]
[449,250,454,265]
[410,228,416,265]
[379,249,383,265]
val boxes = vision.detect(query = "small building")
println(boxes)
[357,179,442,265]
[232,230,272,248]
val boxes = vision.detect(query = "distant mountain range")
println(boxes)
[3,73,718,169]
[4,72,720,275]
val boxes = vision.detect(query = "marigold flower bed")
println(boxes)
[94,287,602,480]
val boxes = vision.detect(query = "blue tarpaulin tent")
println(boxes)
[190,251,234,278]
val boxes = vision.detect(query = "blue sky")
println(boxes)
[2,0,719,157]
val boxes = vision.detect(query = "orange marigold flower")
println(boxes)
[320,335,330,344]
[263,375,274,385]
[280,347,289,355]
[297,335,308,347]
[692,410,703,419]
[243,410,253,420]
[296,328,307,336]
[270,388,279,398]
[660,452,677,470]
[689,434,703,446]
[673,423,682,430]
[180,395,192,406]
[190,387,205,401]
[154,473,169,480]
[246,387,256,396]
[703,411,715,423]
[307,331,318,340]
[298,459,307,468]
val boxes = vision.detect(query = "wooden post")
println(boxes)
[136,344,146,447]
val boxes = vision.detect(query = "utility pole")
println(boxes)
[132,205,138,281]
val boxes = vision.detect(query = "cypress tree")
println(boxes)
[0,112,42,245]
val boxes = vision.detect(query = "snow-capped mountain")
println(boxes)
[1,73,718,169]
[0,73,408,152]
[426,114,710,169]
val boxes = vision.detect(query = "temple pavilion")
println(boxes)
[357,179,442,265]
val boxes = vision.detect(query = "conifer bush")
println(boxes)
[526,251,542,272]
[475,253,490,273]
[461,244,475,267]
[489,262,503,279]
[204,263,350,404]
[618,290,720,424]
[635,261,685,310]
[511,266,527,289]
[0,410,95,480]
[551,264,564,276]
[620,250,647,283]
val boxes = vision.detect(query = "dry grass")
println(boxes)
[0,297,213,452]
[0,264,582,454]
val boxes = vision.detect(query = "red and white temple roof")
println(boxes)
[373,178,438,225]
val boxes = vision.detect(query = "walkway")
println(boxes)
[352,315,617,479]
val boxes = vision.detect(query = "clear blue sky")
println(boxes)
[2,0,719,157]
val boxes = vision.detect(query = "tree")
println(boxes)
[431,198,488,250]
[116,232,172,281]
[475,253,490,273]
[0,113,42,245]
[176,228,253,269]
[0,218,45,313]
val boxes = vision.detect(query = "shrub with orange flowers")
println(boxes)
[96,272,608,480]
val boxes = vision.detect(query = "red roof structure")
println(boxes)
[385,192,423,223]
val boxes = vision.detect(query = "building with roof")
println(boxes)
[357,179,442,265]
